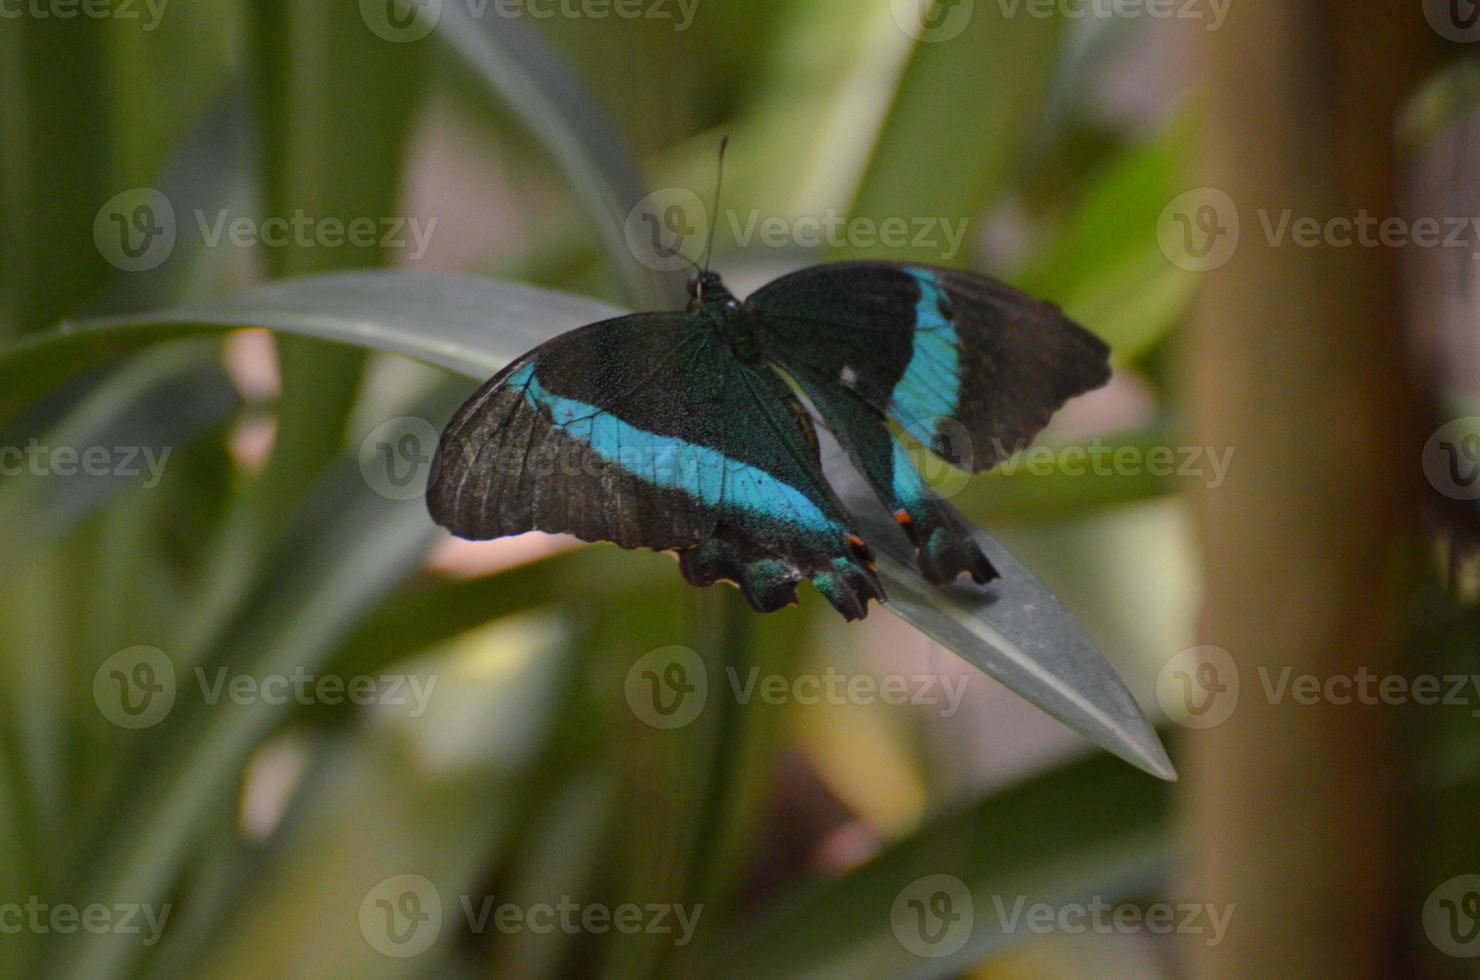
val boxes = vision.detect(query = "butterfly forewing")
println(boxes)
[428,313,717,551]
[746,261,1112,472]
[426,311,885,619]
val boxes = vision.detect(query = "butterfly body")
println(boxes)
[427,263,1111,621]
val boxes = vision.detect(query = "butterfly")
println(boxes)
[426,260,1111,621]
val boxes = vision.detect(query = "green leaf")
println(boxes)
[701,752,1171,978]
[845,3,1067,262]
[434,3,681,310]
[1014,117,1197,360]
[0,16,114,336]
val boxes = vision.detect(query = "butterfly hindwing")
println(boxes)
[426,312,885,619]
[791,365,998,586]
[747,261,1112,472]
[673,357,884,619]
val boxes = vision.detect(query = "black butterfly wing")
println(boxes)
[794,367,999,586]
[746,261,1110,585]
[428,313,717,551]
[746,261,1111,470]
[427,312,885,619]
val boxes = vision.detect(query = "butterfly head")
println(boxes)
[686,269,739,314]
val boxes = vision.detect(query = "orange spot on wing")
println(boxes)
[893,509,913,526]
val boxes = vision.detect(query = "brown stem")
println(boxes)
[1181,4,1428,977]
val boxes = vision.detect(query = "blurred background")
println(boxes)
[0,0,1476,977]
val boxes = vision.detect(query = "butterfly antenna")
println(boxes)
[701,135,728,276]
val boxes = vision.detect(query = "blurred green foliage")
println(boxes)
[17,2,1471,978]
